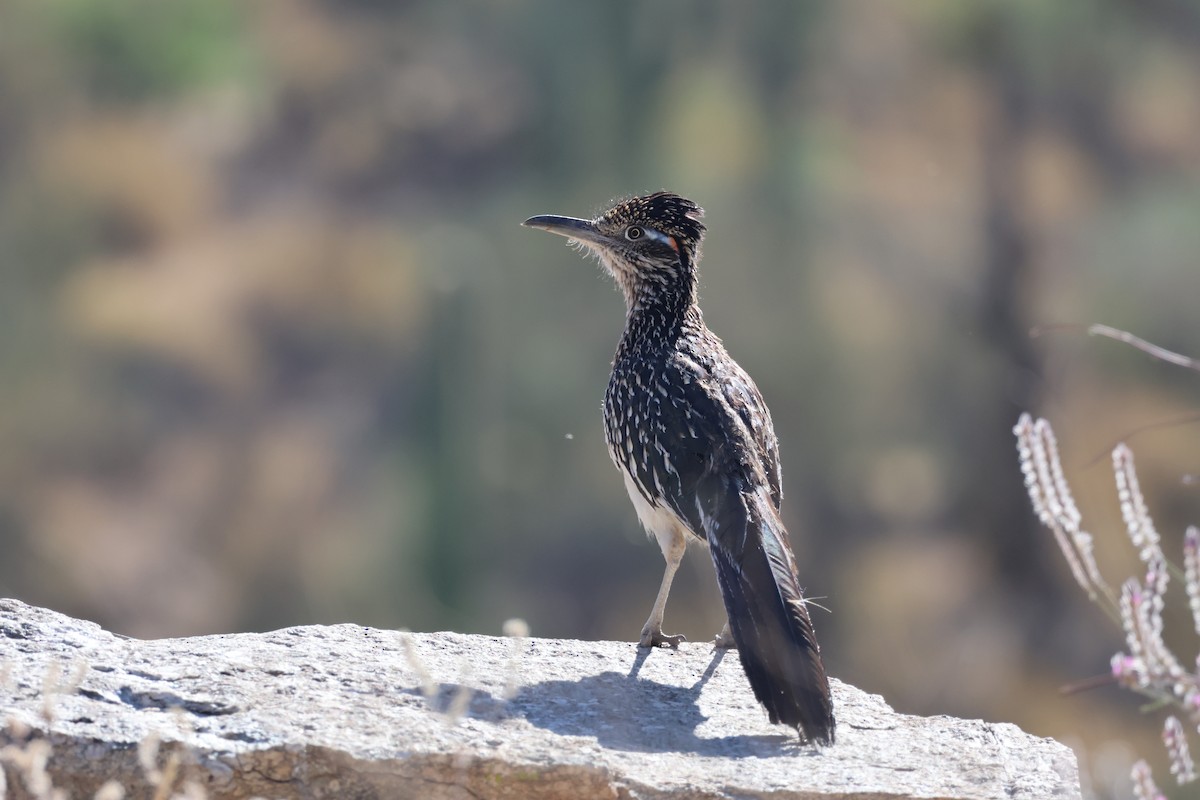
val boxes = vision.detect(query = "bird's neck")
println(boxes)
[618,280,700,357]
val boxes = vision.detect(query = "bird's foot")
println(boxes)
[713,623,737,649]
[639,625,686,649]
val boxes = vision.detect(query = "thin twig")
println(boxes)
[1088,324,1200,373]
[1031,321,1200,372]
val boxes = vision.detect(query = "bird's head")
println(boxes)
[523,192,706,308]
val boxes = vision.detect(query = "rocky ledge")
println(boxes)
[0,599,1078,799]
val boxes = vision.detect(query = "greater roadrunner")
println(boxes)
[523,192,835,743]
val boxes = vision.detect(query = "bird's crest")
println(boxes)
[600,192,706,258]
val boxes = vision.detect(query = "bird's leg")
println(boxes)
[713,621,737,649]
[639,526,687,648]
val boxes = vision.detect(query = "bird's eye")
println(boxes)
[625,226,644,241]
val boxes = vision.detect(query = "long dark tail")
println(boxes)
[708,487,835,744]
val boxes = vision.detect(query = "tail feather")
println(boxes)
[708,488,835,744]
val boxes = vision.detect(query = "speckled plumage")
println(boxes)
[523,192,834,744]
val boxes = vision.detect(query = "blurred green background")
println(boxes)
[2,0,1199,796]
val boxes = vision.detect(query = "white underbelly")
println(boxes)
[621,470,701,548]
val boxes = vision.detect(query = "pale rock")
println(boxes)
[0,599,1079,799]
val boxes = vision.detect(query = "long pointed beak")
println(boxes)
[521,214,610,248]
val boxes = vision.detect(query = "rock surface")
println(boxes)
[0,599,1078,799]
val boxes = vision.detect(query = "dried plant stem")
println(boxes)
[1017,413,1199,789]
[1014,414,1118,616]
[1087,324,1200,374]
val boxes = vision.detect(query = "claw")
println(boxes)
[639,626,686,649]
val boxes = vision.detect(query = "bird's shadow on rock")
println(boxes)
[507,647,806,758]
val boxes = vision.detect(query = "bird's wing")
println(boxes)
[713,357,783,509]
[640,350,770,534]
[608,341,779,532]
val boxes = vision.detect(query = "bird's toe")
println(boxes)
[639,627,686,649]
[713,631,737,649]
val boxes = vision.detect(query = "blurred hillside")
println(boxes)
[1,1,1199,796]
